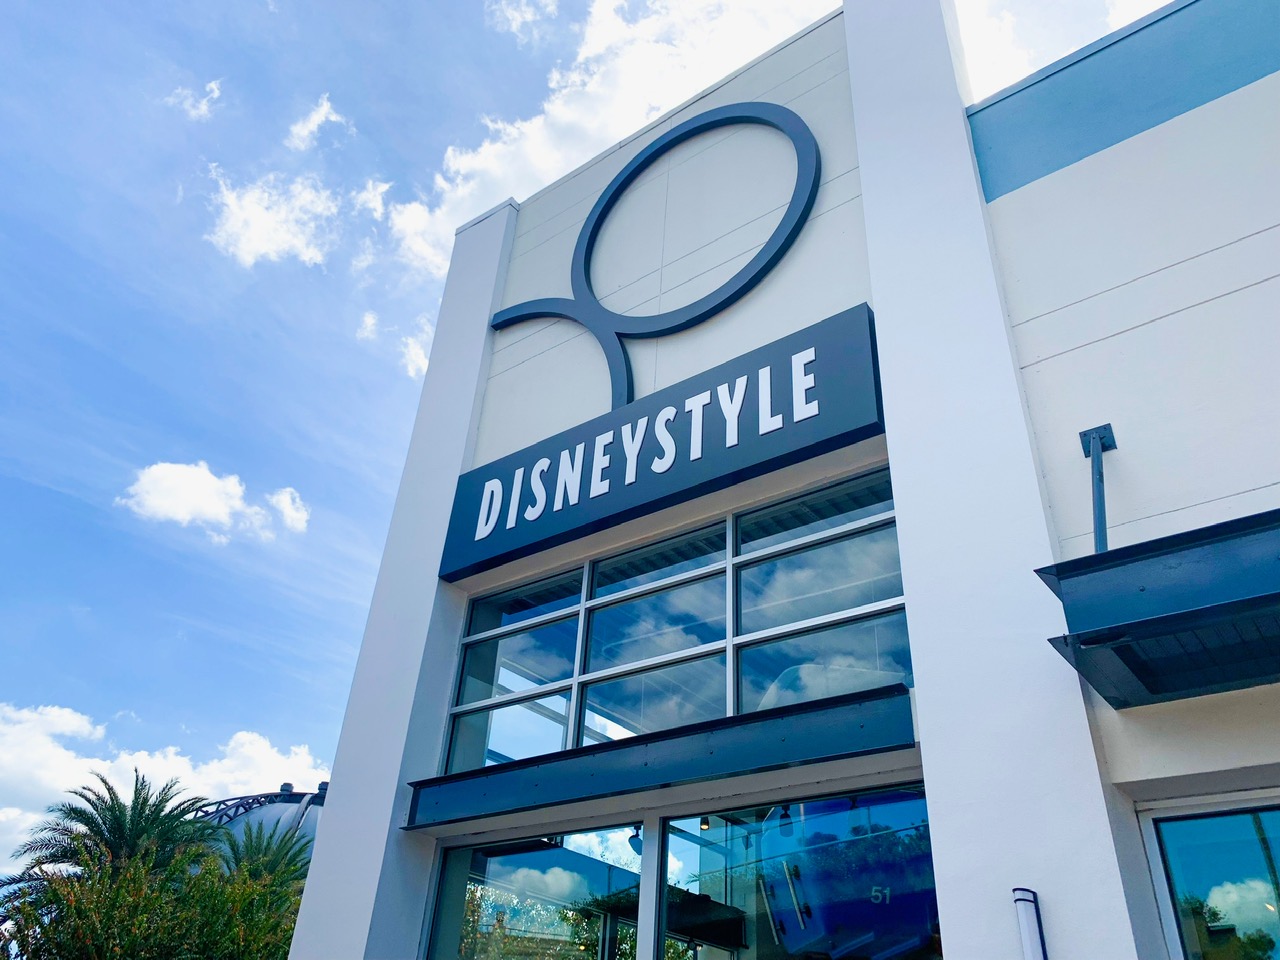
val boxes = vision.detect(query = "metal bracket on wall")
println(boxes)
[1080,423,1117,553]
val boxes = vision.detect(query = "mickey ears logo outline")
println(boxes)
[491,101,822,410]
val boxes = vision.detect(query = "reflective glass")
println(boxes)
[428,825,642,959]
[457,616,579,705]
[737,471,894,554]
[580,654,726,745]
[664,787,941,959]
[593,525,725,599]
[467,570,583,635]
[446,693,569,773]
[1157,807,1280,958]
[586,575,726,673]
[737,525,902,635]
[738,610,911,713]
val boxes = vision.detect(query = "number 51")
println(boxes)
[871,886,892,904]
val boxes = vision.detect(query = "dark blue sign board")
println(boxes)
[440,305,883,581]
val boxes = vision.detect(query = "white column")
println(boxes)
[290,200,519,960]
[842,3,1144,957]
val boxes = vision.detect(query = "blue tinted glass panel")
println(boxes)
[737,525,902,635]
[580,654,726,745]
[738,610,911,713]
[586,575,726,673]
[429,825,642,959]
[593,525,725,599]
[664,786,939,958]
[1157,807,1280,958]
[737,471,893,554]
[446,693,569,773]
[457,616,579,705]
[467,570,583,635]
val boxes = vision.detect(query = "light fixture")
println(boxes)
[1013,888,1048,960]
[628,825,643,856]
[779,805,794,838]
[700,816,710,831]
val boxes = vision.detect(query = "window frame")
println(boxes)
[417,776,933,960]
[441,470,903,776]
[1138,788,1280,960]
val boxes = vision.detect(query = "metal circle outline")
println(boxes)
[571,101,821,337]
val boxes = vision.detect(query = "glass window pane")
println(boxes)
[593,525,726,599]
[457,616,579,705]
[737,525,902,635]
[1157,807,1280,958]
[428,825,643,960]
[468,570,583,635]
[663,787,941,959]
[586,575,726,673]
[580,654,727,745]
[737,471,893,554]
[446,693,569,773]
[738,610,911,713]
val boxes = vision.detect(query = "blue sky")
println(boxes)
[0,0,1161,866]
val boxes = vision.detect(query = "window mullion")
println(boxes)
[725,515,737,717]
[634,812,666,960]
[566,561,592,750]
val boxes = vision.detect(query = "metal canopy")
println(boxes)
[406,686,914,830]
[1036,507,1280,709]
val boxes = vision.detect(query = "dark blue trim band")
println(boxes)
[406,685,913,829]
[493,101,821,410]
[969,0,1280,201]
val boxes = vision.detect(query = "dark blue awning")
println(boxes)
[406,686,914,829]
[1036,508,1280,709]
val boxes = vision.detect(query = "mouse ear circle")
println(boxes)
[570,101,821,340]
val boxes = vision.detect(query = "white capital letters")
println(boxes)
[505,467,525,530]
[621,417,649,485]
[524,457,551,521]
[651,406,678,474]
[758,366,783,434]
[590,431,614,499]
[791,347,820,421]
[716,375,748,448]
[553,443,585,512]
[475,478,503,541]
[685,390,713,461]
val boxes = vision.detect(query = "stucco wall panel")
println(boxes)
[472,15,869,468]
[988,70,1280,561]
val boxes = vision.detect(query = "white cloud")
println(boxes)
[486,0,558,43]
[399,315,432,378]
[267,486,311,533]
[1104,0,1167,29]
[117,461,306,544]
[356,310,379,341]
[1207,878,1280,942]
[207,165,339,267]
[350,237,376,277]
[285,93,351,152]
[951,0,1036,102]
[0,702,328,874]
[352,179,392,221]
[165,79,222,121]
[388,0,839,281]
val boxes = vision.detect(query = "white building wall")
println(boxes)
[987,65,1280,816]
[290,202,519,960]
[843,0,1154,956]
[989,70,1280,561]
[472,14,871,468]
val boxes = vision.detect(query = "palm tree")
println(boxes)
[218,820,312,889]
[14,769,220,872]
[1,769,222,921]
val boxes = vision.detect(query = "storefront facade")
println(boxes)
[291,0,1280,957]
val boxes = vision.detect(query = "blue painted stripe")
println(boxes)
[969,0,1280,201]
